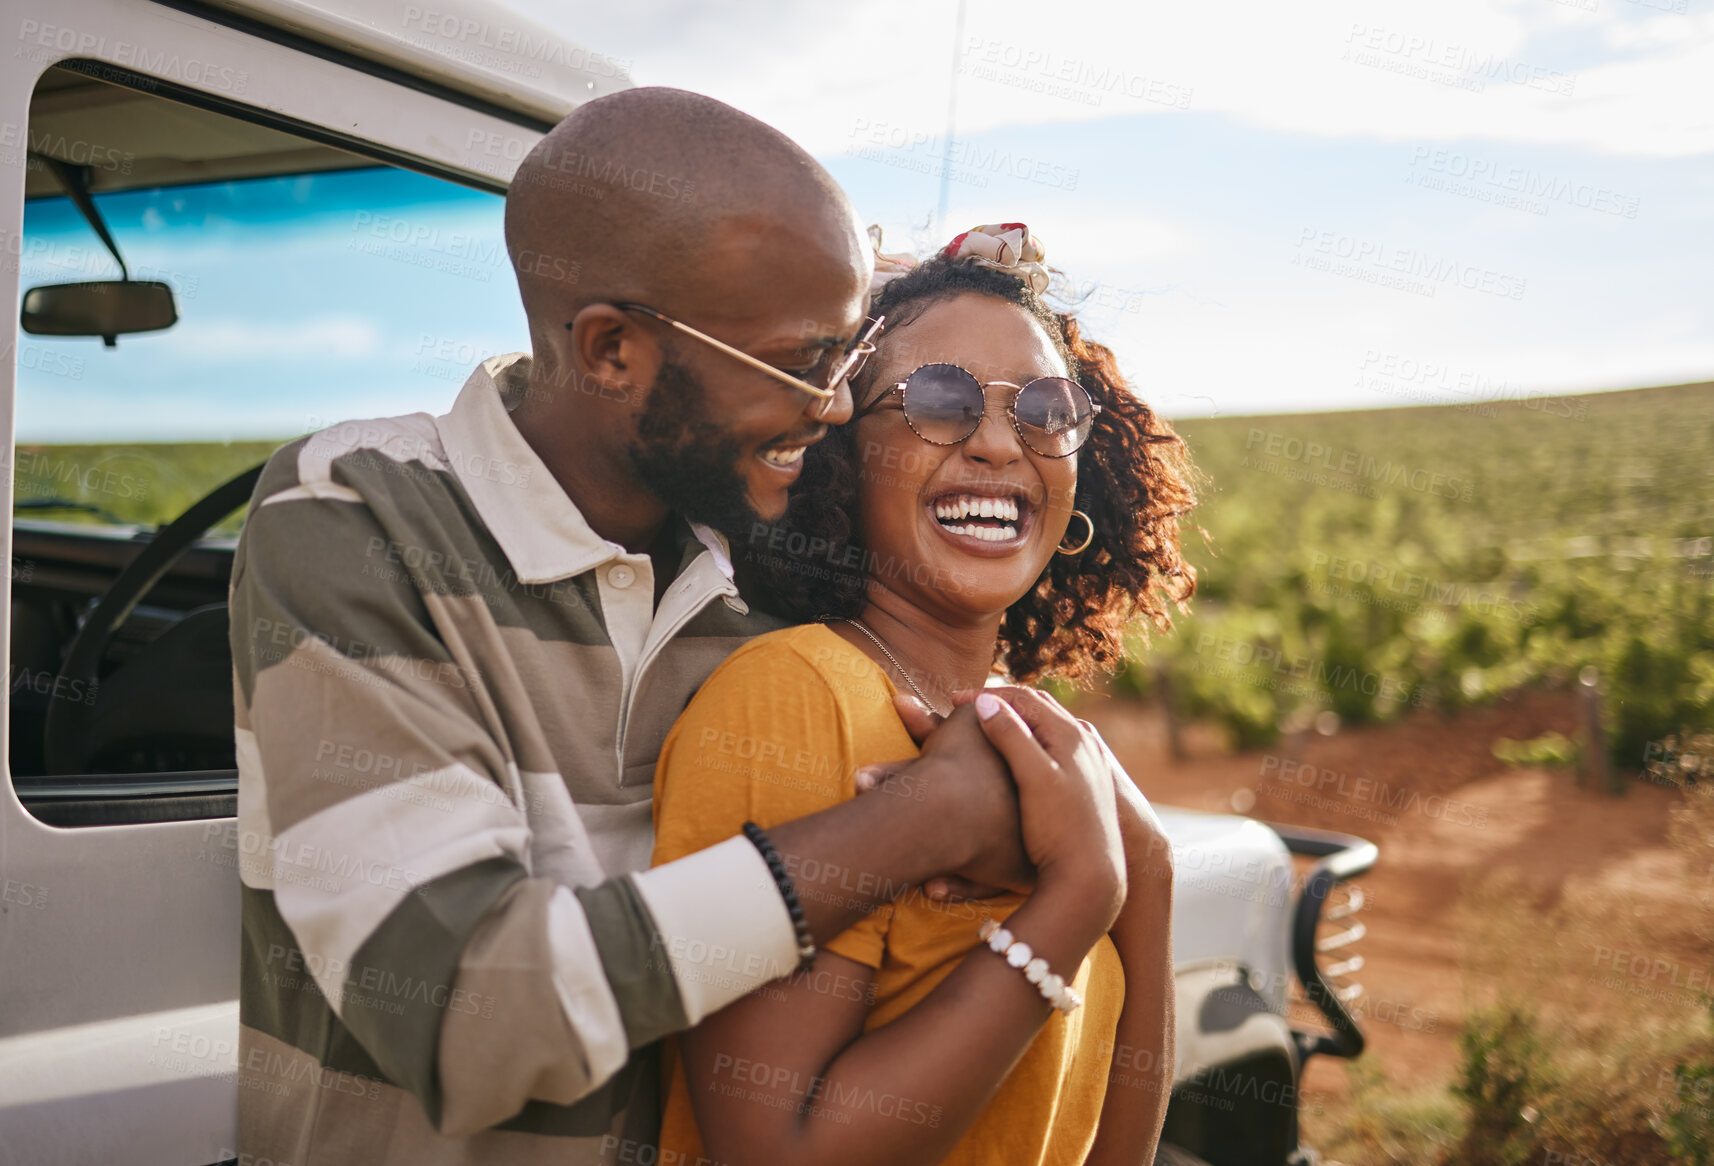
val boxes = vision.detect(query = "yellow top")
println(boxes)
[651,623,1124,1166]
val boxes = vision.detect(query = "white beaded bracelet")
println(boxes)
[978,918,1083,1014]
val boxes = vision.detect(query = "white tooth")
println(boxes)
[1004,499,1017,521]
[978,498,993,518]
[1003,524,1017,539]
[958,497,973,520]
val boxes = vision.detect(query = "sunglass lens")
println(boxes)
[904,364,984,444]
[1015,378,1095,456]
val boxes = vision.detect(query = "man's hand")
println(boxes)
[850,695,1024,901]
[851,694,941,793]
[852,693,1039,894]
[900,702,1038,893]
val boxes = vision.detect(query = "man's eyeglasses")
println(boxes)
[607,303,883,402]
[859,362,1102,458]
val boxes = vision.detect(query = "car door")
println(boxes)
[0,4,568,1161]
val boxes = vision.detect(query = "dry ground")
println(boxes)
[1073,686,1711,1146]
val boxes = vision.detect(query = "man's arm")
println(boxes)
[234,438,1037,1138]
[761,704,1033,941]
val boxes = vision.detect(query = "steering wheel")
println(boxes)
[42,464,264,775]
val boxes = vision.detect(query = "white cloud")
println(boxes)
[497,0,1713,415]
[158,316,382,359]
[515,0,1714,158]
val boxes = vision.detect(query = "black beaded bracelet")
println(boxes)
[742,821,816,970]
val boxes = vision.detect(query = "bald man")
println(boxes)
[230,89,1035,1165]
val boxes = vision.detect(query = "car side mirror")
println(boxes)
[20,280,178,347]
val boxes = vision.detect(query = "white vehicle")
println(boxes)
[0,4,1376,1164]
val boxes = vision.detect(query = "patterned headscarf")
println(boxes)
[868,222,1051,296]
[939,223,1050,294]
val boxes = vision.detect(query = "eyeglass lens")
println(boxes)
[821,320,880,390]
[902,364,1094,456]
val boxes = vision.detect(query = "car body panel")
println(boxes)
[201,0,631,123]
[0,1,593,1158]
[1157,807,1295,1010]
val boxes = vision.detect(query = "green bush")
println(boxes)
[1450,1003,1548,1166]
[1492,732,1578,768]
[1119,385,1714,770]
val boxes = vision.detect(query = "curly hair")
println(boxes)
[731,256,1198,686]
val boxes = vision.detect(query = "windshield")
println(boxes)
[14,165,526,532]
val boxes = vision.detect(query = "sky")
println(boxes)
[514,0,1714,417]
[11,0,1713,440]
[16,170,518,441]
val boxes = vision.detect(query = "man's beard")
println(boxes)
[625,356,763,539]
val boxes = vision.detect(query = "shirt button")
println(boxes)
[608,564,636,589]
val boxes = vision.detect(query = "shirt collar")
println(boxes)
[435,353,737,588]
[688,522,735,581]
[436,353,619,585]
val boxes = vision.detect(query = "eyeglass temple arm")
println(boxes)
[615,302,837,400]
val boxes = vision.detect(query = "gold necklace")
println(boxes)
[841,617,946,716]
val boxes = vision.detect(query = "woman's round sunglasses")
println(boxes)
[859,363,1101,458]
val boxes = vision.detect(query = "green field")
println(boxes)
[12,382,1712,769]
[11,439,284,535]
[1124,381,1714,770]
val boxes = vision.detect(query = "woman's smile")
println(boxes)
[924,484,1036,555]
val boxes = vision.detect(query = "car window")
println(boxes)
[14,72,526,535]
[8,65,528,798]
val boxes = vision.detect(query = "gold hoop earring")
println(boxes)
[1057,510,1094,555]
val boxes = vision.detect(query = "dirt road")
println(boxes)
[1077,686,1705,1117]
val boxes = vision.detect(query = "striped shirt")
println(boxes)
[232,353,799,1164]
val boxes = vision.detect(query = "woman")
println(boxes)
[651,224,1197,1165]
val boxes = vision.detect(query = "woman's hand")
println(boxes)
[965,686,1127,933]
